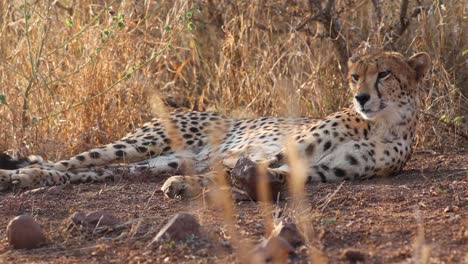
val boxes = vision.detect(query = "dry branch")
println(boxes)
[255,0,353,69]
[54,0,74,16]
[380,0,429,49]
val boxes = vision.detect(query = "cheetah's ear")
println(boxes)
[348,54,360,69]
[407,52,431,82]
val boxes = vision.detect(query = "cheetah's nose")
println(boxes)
[355,93,370,106]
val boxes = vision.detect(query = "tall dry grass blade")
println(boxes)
[412,206,431,264]
[255,161,274,236]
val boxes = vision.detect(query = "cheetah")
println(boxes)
[0,51,431,198]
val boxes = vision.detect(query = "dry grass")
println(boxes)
[0,0,466,159]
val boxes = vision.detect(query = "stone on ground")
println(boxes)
[249,236,294,263]
[69,211,121,229]
[271,221,303,247]
[231,157,283,201]
[6,215,46,249]
[153,213,201,242]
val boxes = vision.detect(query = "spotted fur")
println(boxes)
[0,52,431,197]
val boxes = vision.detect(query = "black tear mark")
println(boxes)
[374,77,382,98]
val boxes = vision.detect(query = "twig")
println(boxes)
[371,0,382,25]
[54,0,74,16]
[383,0,414,49]
[308,0,349,67]
[440,170,468,179]
[318,181,345,211]
[42,1,114,59]
[37,27,185,121]
[398,0,410,36]
[255,0,352,68]
[254,14,319,34]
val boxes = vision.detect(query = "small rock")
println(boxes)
[447,214,461,222]
[271,221,303,247]
[84,211,120,228]
[69,211,120,229]
[153,213,201,242]
[6,215,46,249]
[221,240,231,248]
[231,157,284,201]
[443,205,458,213]
[46,185,63,195]
[342,249,366,263]
[249,236,294,263]
[69,211,86,226]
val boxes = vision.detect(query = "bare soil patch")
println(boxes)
[0,152,466,263]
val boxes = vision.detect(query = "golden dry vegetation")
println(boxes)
[0,0,466,159]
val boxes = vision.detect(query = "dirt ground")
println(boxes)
[0,151,466,263]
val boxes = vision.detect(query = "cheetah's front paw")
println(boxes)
[11,172,37,189]
[161,176,203,199]
[9,168,50,189]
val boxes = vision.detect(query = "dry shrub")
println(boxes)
[0,0,465,159]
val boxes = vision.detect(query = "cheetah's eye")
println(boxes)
[377,70,391,80]
[351,74,359,83]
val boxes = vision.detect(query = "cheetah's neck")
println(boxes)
[366,103,418,143]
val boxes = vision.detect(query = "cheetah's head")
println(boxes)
[347,52,431,122]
